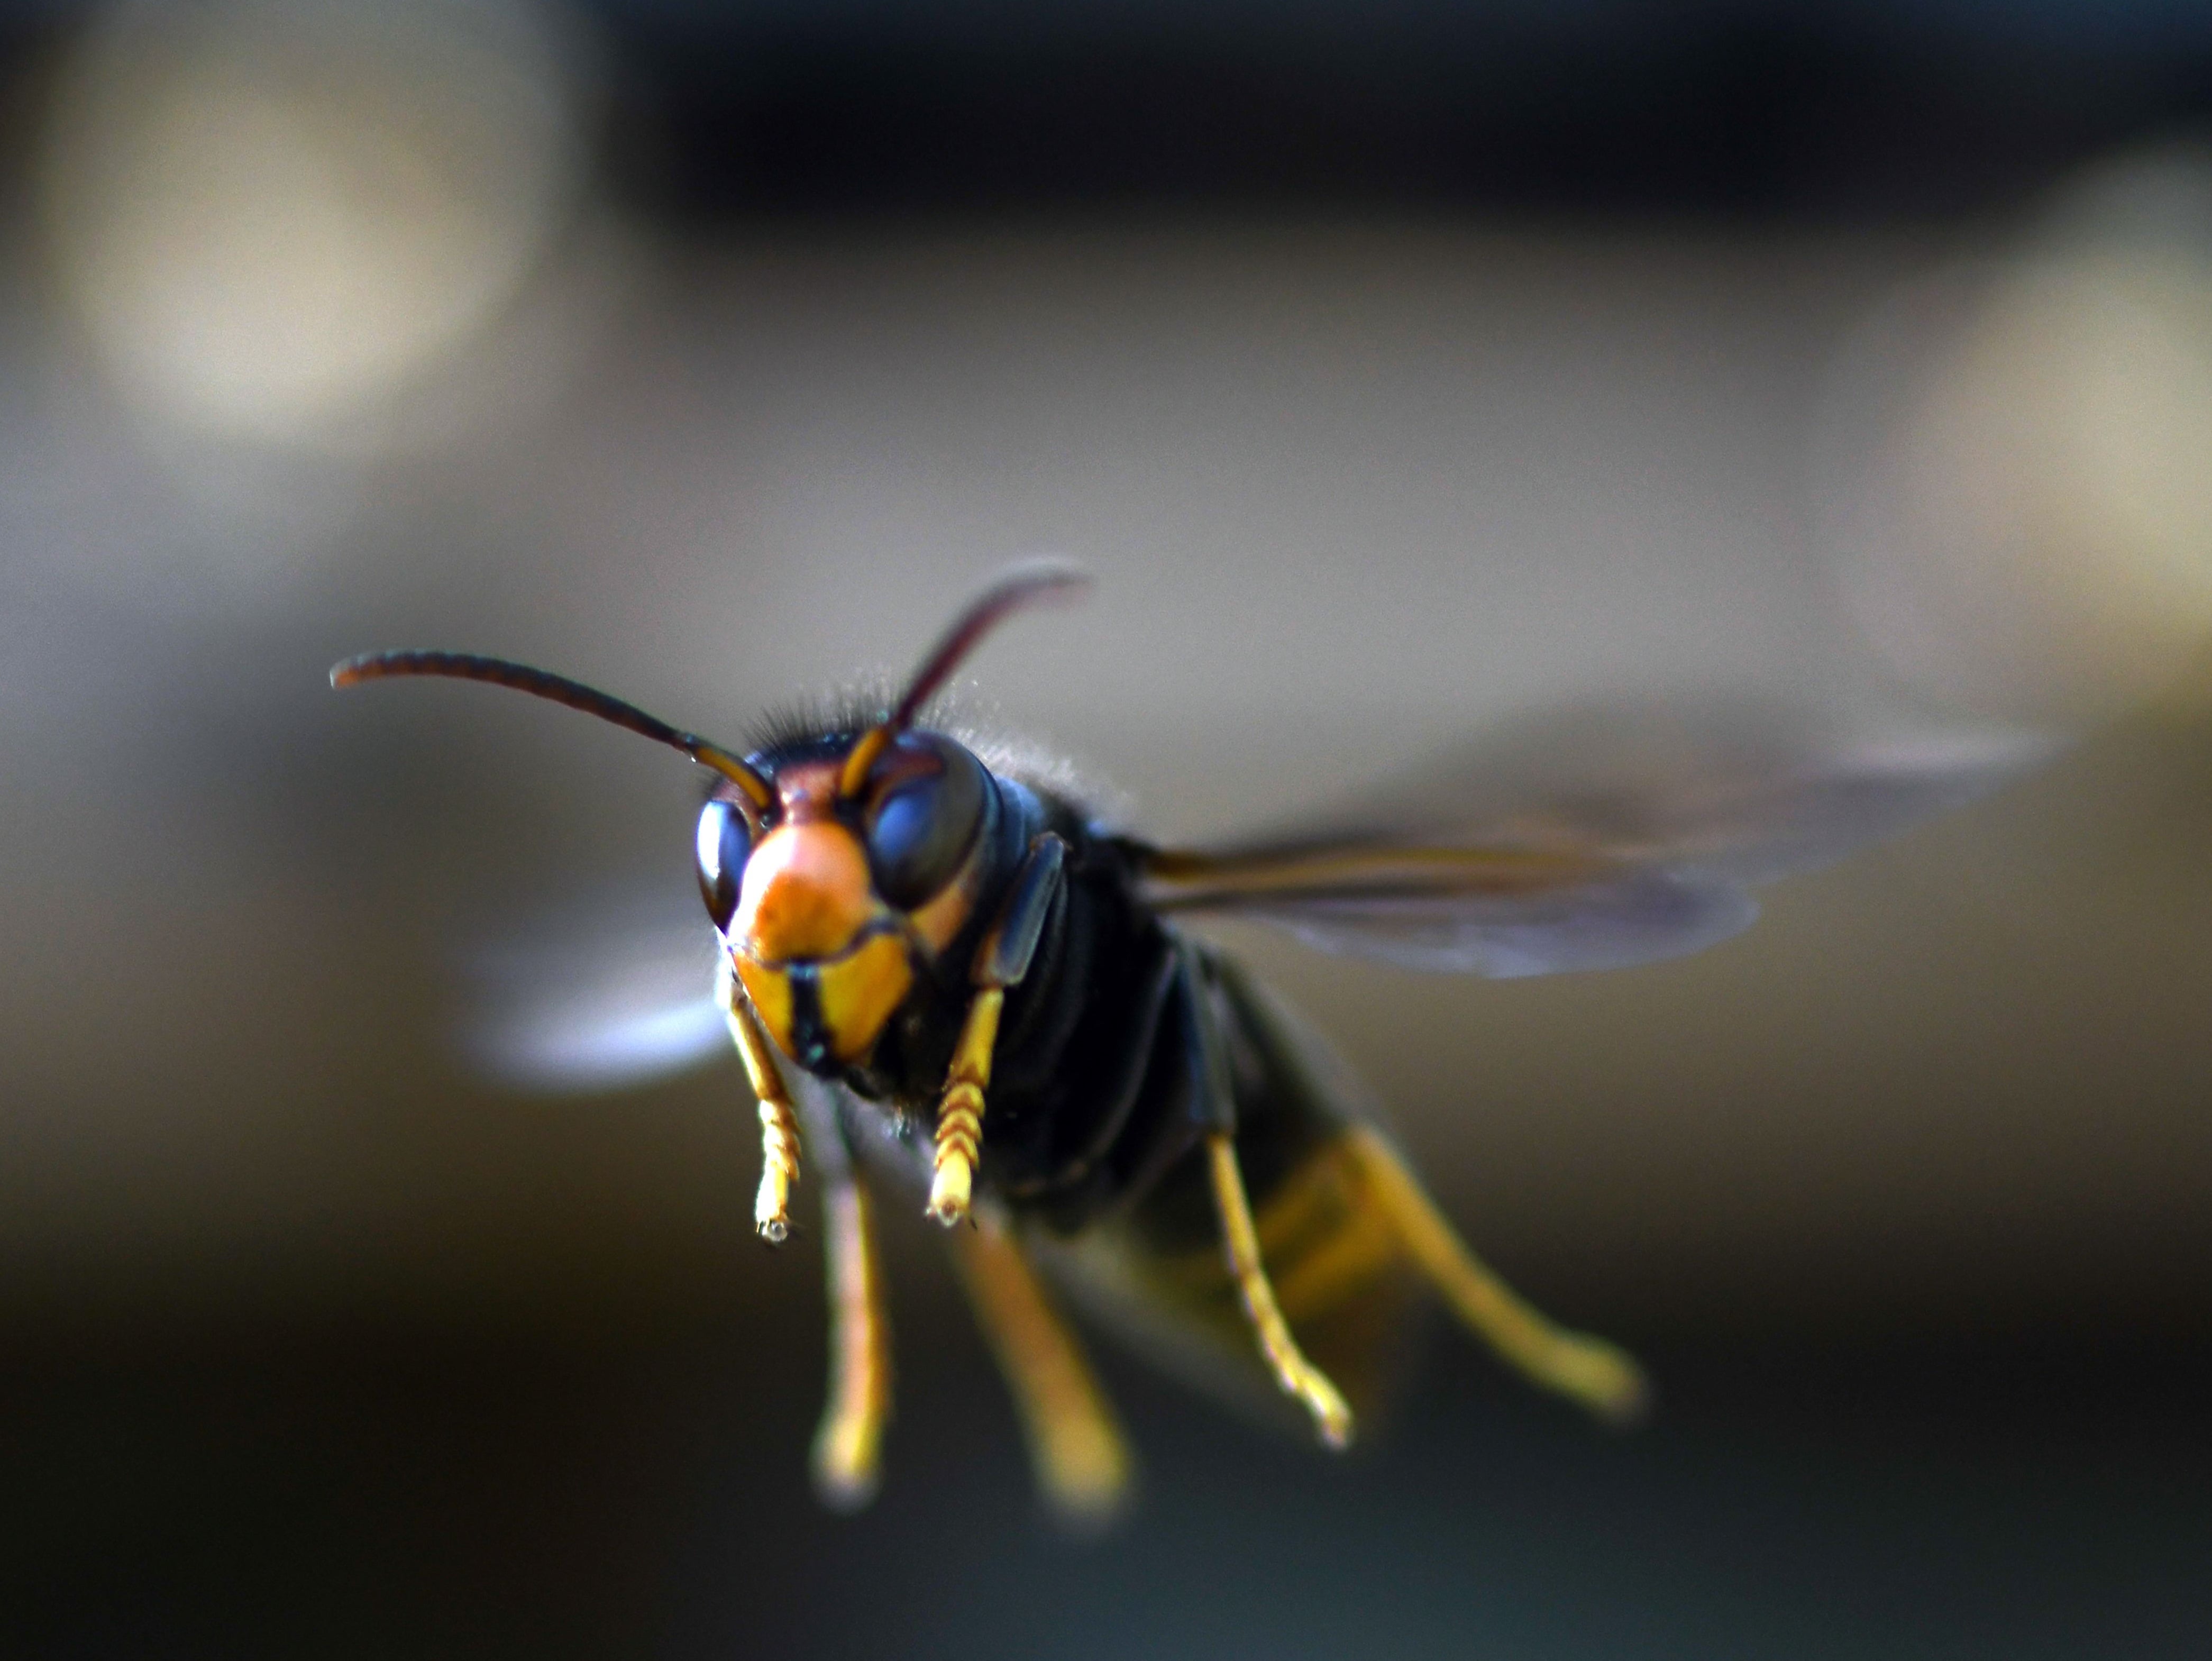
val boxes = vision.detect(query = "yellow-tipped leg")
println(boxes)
[723,982,800,1243]
[928,1083,981,1225]
[927,988,1003,1227]
[1342,1125,1648,1425]
[811,1179,892,1509]
[1204,1132,1356,1449]
[949,1218,1133,1527]
[755,1098,801,1244]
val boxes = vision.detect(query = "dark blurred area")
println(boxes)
[604,3,2212,223]
[1,2,2209,1656]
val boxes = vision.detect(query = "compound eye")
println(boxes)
[864,735,987,910]
[696,798,752,932]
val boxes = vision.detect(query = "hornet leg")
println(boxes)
[789,1082,893,1507]
[1204,1131,1356,1450]
[811,1165,893,1508]
[1343,1125,1648,1425]
[927,834,1066,1226]
[726,958,897,1501]
[720,956,801,1243]
[1176,938,1354,1448]
[948,1215,1132,1525]
[926,987,1000,1225]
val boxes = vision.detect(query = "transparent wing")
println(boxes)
[1140,700,2059,978]
[1238,870,1762,978]
[460,889,729,1092]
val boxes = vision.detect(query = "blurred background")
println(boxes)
[2,2,2210,1655]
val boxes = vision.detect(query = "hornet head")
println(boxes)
[332,561,1086,1077]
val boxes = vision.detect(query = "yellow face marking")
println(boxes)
[735,955,799,1058]
[813,930,915,1064]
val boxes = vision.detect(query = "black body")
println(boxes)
[746,731,1415,1433]
[761,736,1297,1238]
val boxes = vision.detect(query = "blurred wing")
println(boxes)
[461,891,729,1092]
[1139,701,2059,978]
[1209,867,1762,978]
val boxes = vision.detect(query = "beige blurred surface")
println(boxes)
[4,185,2209,1344]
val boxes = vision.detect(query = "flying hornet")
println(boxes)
[332,563,2045,1521]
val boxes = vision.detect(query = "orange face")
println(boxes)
[702,742,994,1076]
